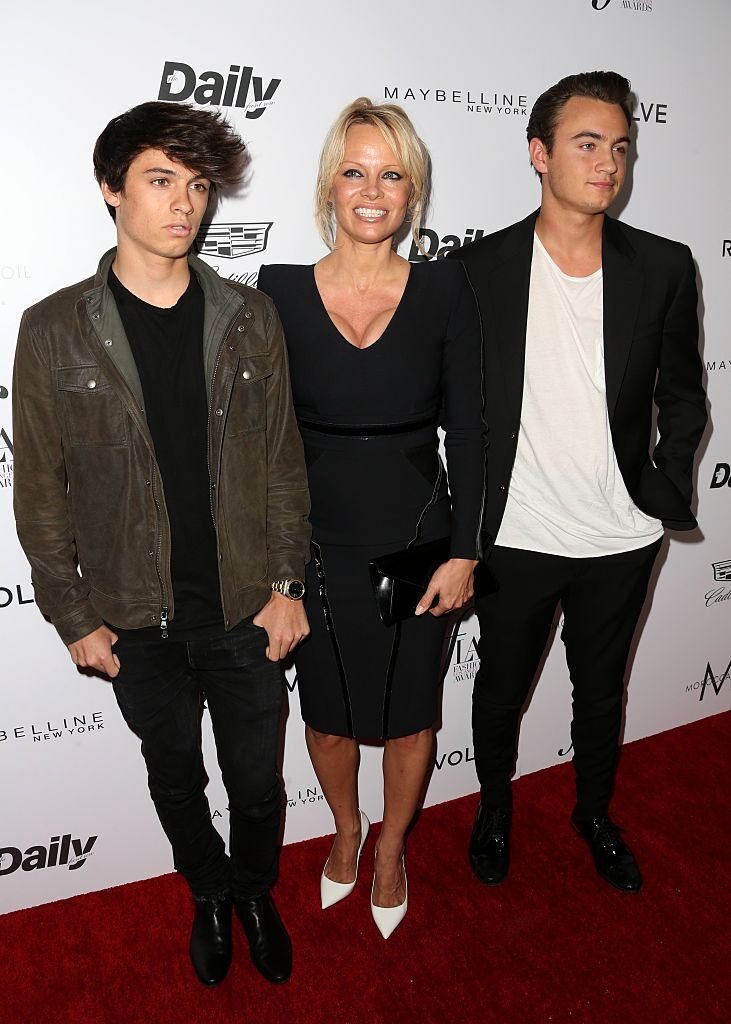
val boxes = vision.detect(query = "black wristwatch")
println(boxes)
[271,578,306,601]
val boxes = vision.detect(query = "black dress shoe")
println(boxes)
[234,892,292,983]
[469,804,511,886]
[571,813,643,892]
[189,894,233,986]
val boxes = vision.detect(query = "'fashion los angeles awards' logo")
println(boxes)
[685,657,731,702]
[591,0,653,11]
[158,61,281,118]
[0,834,97,876]
[704,561,731,610]
[449,623,480,683]
[0,384,12,490]
[384,86,528,117]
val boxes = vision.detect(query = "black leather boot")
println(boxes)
[571,812,642,892]
[189,894,233,985]
[234,892,292,983]
[469,804,512,885]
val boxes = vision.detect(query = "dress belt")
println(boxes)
[297,415,435,437]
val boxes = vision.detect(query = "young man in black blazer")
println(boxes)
[451,72,707,892]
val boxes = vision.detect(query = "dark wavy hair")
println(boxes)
[93,101,247,218]
[526,71,632,157]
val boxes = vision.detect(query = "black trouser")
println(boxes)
[473,540,662,819]
[112,619,283,899]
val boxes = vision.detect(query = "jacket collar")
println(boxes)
[496,208,540,264]
[601,215,642,418]
[80,248,246,398]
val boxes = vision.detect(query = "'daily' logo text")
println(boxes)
[409,227,486,261]
[158,60,280,118]
[0,834,97,875]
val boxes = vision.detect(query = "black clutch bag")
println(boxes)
[369,537,451,627]
[368,538,498,627]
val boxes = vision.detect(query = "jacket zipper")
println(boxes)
[207,307,245,527]
[150,471,170,638]
[85,293,176,636]
[207,306,245,628]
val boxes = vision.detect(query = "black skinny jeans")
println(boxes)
[112,619,283,899]
[474,539,661,819]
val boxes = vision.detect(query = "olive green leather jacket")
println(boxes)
[13,249,310,645]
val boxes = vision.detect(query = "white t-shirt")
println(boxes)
[496,234,663,557]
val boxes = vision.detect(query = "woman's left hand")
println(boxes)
[416,558,480,617]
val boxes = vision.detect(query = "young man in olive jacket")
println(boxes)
[451,72,707,893]
[13,102,311,986]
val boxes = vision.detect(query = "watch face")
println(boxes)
[287,580,305,600]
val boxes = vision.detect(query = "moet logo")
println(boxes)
[0,834,97,875]
[158,61,281,117]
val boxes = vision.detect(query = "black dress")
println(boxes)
[258,259,485,738]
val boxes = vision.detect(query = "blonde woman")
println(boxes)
[258,99,485,938]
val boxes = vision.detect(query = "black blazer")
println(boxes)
[450,210,708,551]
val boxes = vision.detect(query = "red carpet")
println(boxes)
[3,712,729,1024]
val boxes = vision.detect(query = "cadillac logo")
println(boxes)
[712,560,731,582]
[196,222,273,259]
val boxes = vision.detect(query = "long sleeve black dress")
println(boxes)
[258,258,485,739]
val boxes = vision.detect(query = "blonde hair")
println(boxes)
[314,97,431,251]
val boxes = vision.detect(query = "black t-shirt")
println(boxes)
[107,268,224,640]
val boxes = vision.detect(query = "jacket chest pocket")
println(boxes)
[57,365,128,446]
[226,355,273,436]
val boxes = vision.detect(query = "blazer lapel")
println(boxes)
[477,211,537,423]
[602,216,643,419]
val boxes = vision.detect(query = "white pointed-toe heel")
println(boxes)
[370,856,408,940]
[320,810,370,910]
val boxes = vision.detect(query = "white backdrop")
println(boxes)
[1,0,729,915]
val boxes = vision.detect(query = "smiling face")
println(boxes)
[529,96,631,217]
[100,147,211,262]
[328,123,412,249]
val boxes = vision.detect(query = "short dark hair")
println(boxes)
[526,71,632,157]
[93,100,247,218]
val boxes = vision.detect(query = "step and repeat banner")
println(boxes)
[1,0,729,914]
